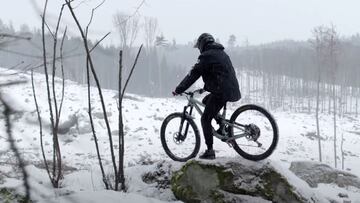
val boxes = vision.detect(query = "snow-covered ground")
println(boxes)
[0,68,359,202]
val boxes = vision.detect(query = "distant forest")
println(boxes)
[1,19,360,115]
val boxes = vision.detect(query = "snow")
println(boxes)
[0,67,360,202]
[317,184,360,203]
[41,191,169,203]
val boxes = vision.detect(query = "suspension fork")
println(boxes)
[178,105,193,140]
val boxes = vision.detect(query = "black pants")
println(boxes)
[201,94,226,150]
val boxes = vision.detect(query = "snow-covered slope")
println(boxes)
[0,68,359,202]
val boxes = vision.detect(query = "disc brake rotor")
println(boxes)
[173,132,184,144]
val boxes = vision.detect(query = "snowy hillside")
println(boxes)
[0,68,360,202]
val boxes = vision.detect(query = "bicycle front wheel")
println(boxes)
[229,104,278,161]
[160,113,200,162]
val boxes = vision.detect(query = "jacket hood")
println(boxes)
[202,42,224,52]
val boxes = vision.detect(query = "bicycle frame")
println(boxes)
[180,91,248,141]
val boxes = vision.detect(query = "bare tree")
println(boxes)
[65,0,143,191]
[84,0,110,189]
[143,16,158,94]
[155,34,168,47]
[310,24,340,166]
[113,12,140,51]
[227,34,237,49]
[327,24,340,168]
[117,45,143,191]
[65,0,118,189]
[35,0,68,188]
[113,12,141,83]
[143,17,158,50]
[310,26,327,162]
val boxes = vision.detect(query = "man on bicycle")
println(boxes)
[173,33,241,159]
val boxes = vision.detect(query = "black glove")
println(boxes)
[172,91,179,96]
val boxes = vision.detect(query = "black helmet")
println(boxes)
[194,33,215,52]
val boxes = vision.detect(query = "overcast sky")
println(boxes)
[1,0,360,46]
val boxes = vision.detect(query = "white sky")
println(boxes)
[1,0,360,46]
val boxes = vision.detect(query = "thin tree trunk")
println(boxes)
[117,50,124,191]
[348,87,351,115]
[341,133,345,170]
[356,88,359,117]
[31,71,52,183]
[333,84,337,168]
[316,76,322,162]
[86,55,109,189]
[324,85,327,112]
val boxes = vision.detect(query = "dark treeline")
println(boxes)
[1,20,360,115]
[228,36,360,115]
[0,19,188,97]
[231,38,360,88]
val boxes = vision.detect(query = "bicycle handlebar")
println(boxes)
[183,88,205,96]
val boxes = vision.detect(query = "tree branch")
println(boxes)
[90,32,111,53]
[31,70,53,183]
[121,44,143,97]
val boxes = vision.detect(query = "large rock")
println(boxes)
[290,161,360,189]
[0,188,31,203]
[171,159,327,203]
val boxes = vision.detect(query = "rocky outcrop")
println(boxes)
[290,161,360,189]
[171,159,327,203]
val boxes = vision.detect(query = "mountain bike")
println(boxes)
[160,89,278,162]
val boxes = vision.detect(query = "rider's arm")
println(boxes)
[175,61,204,94]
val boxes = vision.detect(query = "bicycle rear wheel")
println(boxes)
[160,113,200,162]
[229,104,278,161]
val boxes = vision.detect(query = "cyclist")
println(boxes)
[172,33,241,159]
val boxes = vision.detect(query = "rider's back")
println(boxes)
[199,42,241,102]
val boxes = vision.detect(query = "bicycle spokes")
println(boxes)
[230,107,276,157]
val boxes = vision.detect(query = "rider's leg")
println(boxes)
[201,94,226,150]
[205,94,225,133]
[202,94,210,105]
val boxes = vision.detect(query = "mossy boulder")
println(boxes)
[0,188,31,203]
[171,159,326,203]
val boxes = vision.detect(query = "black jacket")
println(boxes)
[175,42,241,102]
